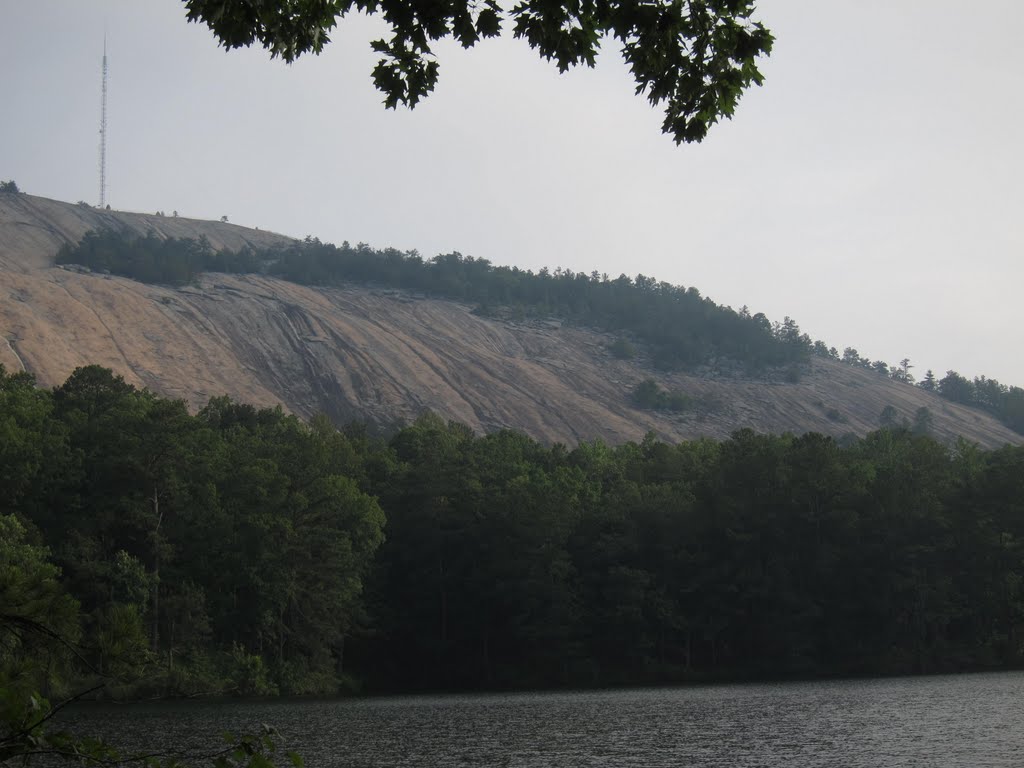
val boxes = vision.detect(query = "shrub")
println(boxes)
[825,408,847,423]
[608,338,636,359]
[632,379,693,413]
[224,644,278,696]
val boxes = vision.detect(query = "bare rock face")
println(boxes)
[0,193,1019,448]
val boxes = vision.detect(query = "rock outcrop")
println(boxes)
[1,193,1018,447]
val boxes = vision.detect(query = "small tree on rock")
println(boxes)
[912,406,934,436]
[879,405,900,429]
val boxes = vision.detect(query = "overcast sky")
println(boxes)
[3,1,1022,386]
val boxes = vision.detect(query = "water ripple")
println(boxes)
[60,672,1024,767]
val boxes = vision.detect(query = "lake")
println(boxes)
[59,672,1024,767]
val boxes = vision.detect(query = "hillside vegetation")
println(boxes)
[58,227,1024,436]
[56,228,810,373]
[6,365,1024,699]
[0,192,1019,447]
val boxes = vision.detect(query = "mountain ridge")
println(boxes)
[0,192,1018,448]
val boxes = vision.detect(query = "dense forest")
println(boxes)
[4,365,1024,719]
[56,228,1024,435]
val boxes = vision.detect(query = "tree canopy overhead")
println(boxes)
[182,0,773,143]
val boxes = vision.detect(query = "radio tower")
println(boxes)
[98,35,108,208]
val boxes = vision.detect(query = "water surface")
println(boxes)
[61,672,1024,767]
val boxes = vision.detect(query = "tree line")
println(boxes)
[56,229,262,287]
[4,365,1024,706]
[56,228,1024,435]
[817,344,1024,435]
[57,229,810,374]
[259,237,809,374]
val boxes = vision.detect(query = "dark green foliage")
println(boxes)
[879,404,901,429]
[0,180,19,194]
[824,407,846,423]
[811,340,839,360]
[912,406,934,436]
[1,365,385,700]
[0,515,82,696]
[892,358,914,383]
[928,370,1024,435]
[632,379,693,412]
[360,423,1024,687]
[832,350,1024,436]
[842,347,870,368]
[58,230,808,374]
[607,338,636,360]
[939,370,975,404]
[56,229,262,286]
[7,365,1024,700]
[182,0,772,144]
[262,241,806,371]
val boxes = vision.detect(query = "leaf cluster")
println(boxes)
[182,0,771,143]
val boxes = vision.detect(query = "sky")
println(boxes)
[2,1,1022,385]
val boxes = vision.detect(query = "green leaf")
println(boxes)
[476,9,501,37]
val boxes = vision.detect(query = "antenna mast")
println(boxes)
[99,36,108,208]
